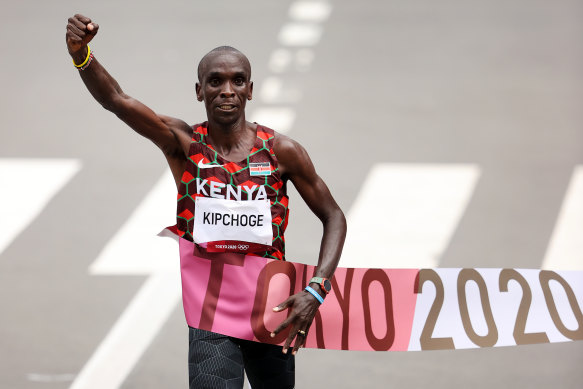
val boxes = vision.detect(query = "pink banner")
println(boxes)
[180,238,418,351]
[178,238,583,351]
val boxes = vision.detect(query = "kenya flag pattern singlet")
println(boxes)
[176,122,289,260]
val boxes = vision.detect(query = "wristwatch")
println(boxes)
[309,277,331,294]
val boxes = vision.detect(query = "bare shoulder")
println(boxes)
[273,131,298,154]
[273,131,314,178]
[158,115,193,158]
[159,115,192,136]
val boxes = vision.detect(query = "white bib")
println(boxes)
[193,197,273,246]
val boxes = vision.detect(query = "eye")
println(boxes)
[234,77,244,86]
[209,78,220,87]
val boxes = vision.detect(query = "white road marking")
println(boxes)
[542,165,583,270]
[289,1,332,22]
[259,76,302,104]
[294,48,315,71]
[278,23,323,46]
[338,164,481,269]
[89,169,178,275]
[268,48,292,73]
[70,169,181,389]
[260,76,284,102]
[249,107,296,133]
[0,159,81,256]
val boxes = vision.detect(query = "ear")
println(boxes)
[195,82,203,101]
[247,81,253,101]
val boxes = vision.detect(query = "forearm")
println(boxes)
[271,207,345,352]
[72,46,126,112]
[65,14,188,163]
[311,207,347,288]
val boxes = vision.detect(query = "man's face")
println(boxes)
[196,51,253,125]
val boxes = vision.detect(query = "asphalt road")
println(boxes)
[1,0,582,388]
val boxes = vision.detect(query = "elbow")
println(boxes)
[99,93,129,114]
[335,206,347,224]
[324,207,347,233]
[338,209,347,233]
[99,99,117,112]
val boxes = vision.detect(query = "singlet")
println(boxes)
[176,122,289,260]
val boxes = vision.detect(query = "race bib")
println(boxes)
[193,197,273,246]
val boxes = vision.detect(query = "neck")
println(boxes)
[206,115,253,156]
[208,114,246,134]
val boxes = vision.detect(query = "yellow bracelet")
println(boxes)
[73,45,92,68]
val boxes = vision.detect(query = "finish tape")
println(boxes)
[178,238,583,351]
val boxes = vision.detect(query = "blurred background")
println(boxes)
[0,0,582,388]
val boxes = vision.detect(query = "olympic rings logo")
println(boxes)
[238,244,249,251]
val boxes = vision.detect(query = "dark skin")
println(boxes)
[66,14,346,356]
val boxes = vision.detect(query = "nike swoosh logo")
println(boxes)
[197,160,223,169]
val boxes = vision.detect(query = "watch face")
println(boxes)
[323,279,332,292]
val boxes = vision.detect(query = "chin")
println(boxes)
[213,114,244,126]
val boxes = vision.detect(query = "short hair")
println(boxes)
[197,46,251,82]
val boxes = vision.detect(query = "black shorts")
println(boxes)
[188,327,295,389]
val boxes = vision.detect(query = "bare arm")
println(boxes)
[66,14,191,184]
[277,134,346,280]
[270,133,347,354]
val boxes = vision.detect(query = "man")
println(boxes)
[66,14,346,389]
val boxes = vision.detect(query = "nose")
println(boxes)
[220,81,235,98]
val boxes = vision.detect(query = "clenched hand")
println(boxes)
[66,14,99,60]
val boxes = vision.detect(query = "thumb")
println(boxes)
[87,22,99,34]
[82,22,99,45]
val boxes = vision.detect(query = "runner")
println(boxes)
[66,14,346,389]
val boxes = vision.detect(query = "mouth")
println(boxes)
[217,104,237,112]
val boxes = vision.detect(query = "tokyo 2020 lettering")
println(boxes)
[178,238,583,351]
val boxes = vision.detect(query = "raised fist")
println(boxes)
[66,14,99,55]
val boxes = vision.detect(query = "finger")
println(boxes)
[282,328,298,354]
[67,23,85,39]
[272,297,293,312]
[70,16,87,31]
[75,14,92,25]
[292,330,307,355]
[270,316,293,336]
